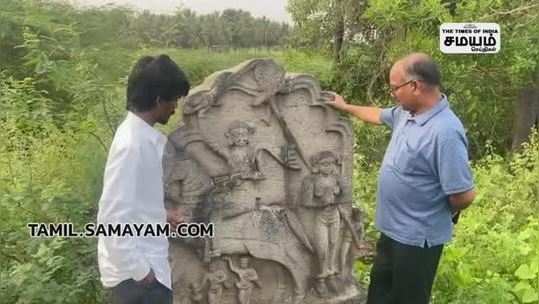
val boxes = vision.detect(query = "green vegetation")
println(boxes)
[289,0,539,159]
[1,0,538,303]
[353,134,539,303]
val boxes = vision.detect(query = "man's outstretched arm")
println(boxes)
[326,94,383,125]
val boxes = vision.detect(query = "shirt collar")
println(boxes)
[126,111,167,146]
[406,94,449,126]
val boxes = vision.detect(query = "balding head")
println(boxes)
[400,53,441,88]
[388,53,443,112]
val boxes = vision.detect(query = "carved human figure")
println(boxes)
[339,206,364,277]
[226,256,262,304]
[188,282,204,304]
[208,119,303,189]
[201,262,228,304]
[299,151,343,296]
[224,120,264,181]
[164,130,214,222]
[164,134,216,262]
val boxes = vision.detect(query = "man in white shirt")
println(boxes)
[97,55,190,304]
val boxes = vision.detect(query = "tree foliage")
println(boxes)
[288,0,539,158]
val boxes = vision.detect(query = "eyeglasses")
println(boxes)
[388,79,417,94]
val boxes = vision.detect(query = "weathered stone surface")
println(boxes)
[163,59,366,304]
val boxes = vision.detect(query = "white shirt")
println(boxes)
[97,111,171,289]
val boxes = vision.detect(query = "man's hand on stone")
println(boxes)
[326,93,349,111]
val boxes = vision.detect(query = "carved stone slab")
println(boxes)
[164,59,365,304]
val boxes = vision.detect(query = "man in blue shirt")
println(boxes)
[328,53,476,304]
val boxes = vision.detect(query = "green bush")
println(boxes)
[353,132,539,304]
[0,72,107,303]
[434,132,539,304]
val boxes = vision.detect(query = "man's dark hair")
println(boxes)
[405,56,442,87]
[126,55,190,112]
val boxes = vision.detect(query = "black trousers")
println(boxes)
[109,279,172,304]
[367,233,444,304]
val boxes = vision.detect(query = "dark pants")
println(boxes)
[367,233,444,304]
[109,279,172,304]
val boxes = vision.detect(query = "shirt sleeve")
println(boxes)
[97,145,151,281]
[380,106,402,129]
[436,130,475,195]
